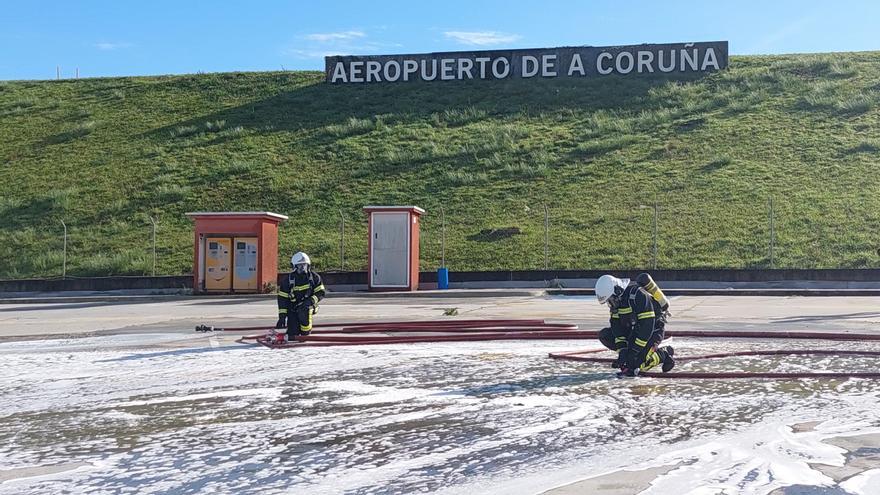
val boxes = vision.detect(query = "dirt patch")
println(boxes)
[542,464,680,495]
[810,433,880,483]
[790,420,823,433]
[0,462,89,482]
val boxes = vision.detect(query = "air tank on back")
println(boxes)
[636,272,669,311]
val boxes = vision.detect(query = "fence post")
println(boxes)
[652,201,658,270]
[149,216,157,276]
[440,207,446,268]
[339,209,345,271]
[768,197,775,269]
[61,219,67,278]
[543,204,549,271]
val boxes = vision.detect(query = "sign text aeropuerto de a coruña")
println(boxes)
[325,41,728,84]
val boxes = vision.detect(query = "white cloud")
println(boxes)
[94,42,131,51]
[285,49,347,59]
[284,41,403,59]
[443,31,521,47]
[284,29,402,59]
[303,31,365,42]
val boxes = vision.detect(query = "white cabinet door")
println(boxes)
[372,212,409,287]
[233,237,258,291]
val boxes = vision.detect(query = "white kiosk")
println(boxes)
[363,206,424,291]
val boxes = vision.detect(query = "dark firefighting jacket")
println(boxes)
[608,284,665,366]
[277,271,325,315]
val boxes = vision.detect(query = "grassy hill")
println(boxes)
[1,52,879,278]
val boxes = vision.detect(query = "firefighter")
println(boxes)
[595,273,675,376]
[271,252,326,343]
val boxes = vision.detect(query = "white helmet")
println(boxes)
[291,252,311,271]
[595,274,629,305]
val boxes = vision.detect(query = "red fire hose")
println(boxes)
[204,318,880,379]
[225,319,586,344]
[550,349,880,363]
[549,349,880,379]
[247,330,599,347]
[198,319,567,333]
[639,371,880,379]
[666,330,880,342]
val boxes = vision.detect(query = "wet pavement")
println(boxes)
[2,295,880,494]
[2,333,880,494]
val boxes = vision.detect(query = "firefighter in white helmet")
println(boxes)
[271,252,326,344]
[595,273,674,376]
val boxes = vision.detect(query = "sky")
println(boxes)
[0,0,878,80]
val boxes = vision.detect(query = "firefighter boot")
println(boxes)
[661,346,675,373]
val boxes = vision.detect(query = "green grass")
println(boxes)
[1,52,880,277]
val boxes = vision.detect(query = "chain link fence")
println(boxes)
[2,195,879,279]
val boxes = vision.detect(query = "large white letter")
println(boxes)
[615,52,634,74]
[492,57,510,78]
[421,59,438,81]
[349,61,364,83]
[658,50,675,72]
[681,44,698,71]
[542,54,557,77]
[331,62,348,83]
[475,57,491,78]
[365,61,382,82]
[458,58,474,79]
[637,51,654,73]
[568,53,585,76]
[403,60,418,81]
[441,59,455,80]
[701,48,720,70]
[522,55,539,77]
[597,52,613,75]
[383,60,401,82]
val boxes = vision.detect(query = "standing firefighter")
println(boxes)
[596,273,675,376]
[270,252,326,344]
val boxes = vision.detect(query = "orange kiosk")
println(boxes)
[364,206,424,291]
[186,212,288,294]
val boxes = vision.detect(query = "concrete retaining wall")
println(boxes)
[0,276,192,293]
[3,269,880,294]
[420,269,880,283]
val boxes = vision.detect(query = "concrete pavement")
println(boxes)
[1,293,879,340]
[3,292,879,494]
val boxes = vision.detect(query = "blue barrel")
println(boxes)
[437,267,449,290]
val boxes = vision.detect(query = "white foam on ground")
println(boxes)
[840,468,880,494]
[112,387,282,407]
[2,336,880,494]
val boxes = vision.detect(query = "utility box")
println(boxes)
[364,206,424,291]
[186,212,288,294]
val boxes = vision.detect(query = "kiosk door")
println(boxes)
[371,212,409,287]
[205,237,232,291]
[233,237,259,292]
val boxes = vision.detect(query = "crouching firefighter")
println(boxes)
[270,252,326,344]
[595,273,675,376]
